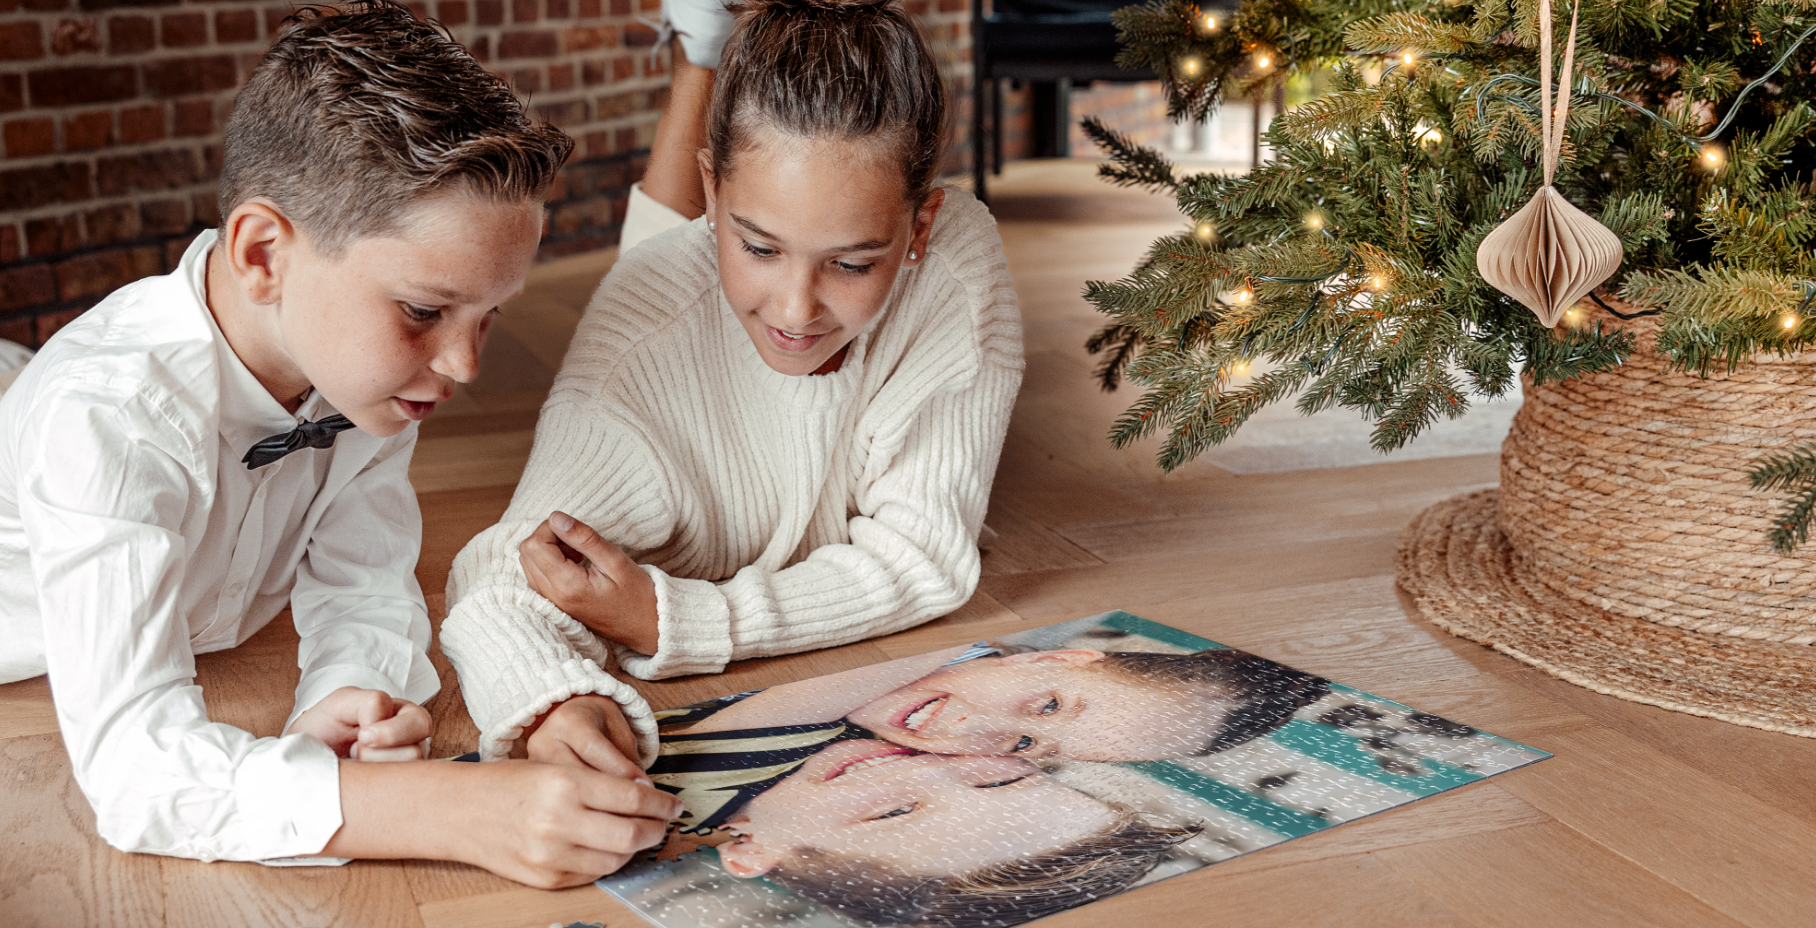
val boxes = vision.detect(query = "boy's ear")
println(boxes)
[717,836,783,878]
[999,649,1106,668]
[222,200,293,306]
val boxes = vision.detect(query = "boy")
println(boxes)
[0,1,674,886]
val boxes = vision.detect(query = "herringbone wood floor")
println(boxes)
[4,160,1814,928]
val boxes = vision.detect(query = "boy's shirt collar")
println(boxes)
[181,231,339,460]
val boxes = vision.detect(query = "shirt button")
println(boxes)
[223,581,244,598]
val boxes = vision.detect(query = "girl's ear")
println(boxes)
[717,836,784,878]
[222,200,292,306]
[696,148,718,222]
[999,649,1106,668]
[903,187,945,267]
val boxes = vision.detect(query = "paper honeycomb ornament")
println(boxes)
[1475,0,1623,328]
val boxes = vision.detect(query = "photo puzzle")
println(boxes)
[597,611,1550,928]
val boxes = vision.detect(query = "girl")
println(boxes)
[441,0,1024,781]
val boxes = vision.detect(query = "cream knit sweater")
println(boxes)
[441,190,1023,762]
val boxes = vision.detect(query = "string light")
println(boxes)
[1255,52,1272,69]
[1231,287,1254,304]
[1783,313,1800,331]
[1368,273,1390,291]
[1563,306,1583,327]
[1305,212,1324,231]
[1179,55,1204,78]
[1198,11,1217,33]
[1420,126,1444,147]
[1401,51,1416,67]
[1700,143,1726,170]
[1193,220,1219,243]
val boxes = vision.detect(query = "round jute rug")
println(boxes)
[1396,315,1816,737]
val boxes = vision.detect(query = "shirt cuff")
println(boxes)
[235,732,344,860]
[614,567,734,680]
[620,183,693,254]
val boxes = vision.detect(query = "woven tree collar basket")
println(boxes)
[1397,314,1816,737]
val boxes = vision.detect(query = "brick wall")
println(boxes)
[0,0,975,347]
[1068,79,1167,156]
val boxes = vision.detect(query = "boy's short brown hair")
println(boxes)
[767,809,1200,927]
[1098,649,1332,755]
[218,0,573,256]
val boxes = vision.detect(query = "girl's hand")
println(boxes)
[288,686,431,761]
[519,511,661,655]
[523,694,646,781]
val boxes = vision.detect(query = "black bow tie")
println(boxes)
[242,414,356,469]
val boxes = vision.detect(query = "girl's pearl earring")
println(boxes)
[908,251,918,261]
[709,221,717,231]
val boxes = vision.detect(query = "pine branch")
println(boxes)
[1082,116,1180,193]
[1748,441,1816,554]
[1084,321,1149,390]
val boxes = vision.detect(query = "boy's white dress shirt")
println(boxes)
[0,232,438,862]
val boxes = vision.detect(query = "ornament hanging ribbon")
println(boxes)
[1475,0,1624,328]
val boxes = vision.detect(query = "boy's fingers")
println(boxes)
[351,743,424,762]
[571,728,644,782]
[575,772,685,822]
[359,702,432,747]
[354,689,398,728]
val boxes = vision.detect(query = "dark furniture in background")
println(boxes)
[970,0,1157,202]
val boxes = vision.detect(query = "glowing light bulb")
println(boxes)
[1180,55,1204,78]
[1199,12,1217,32]
[1194,221,1218,243]
[1232,361,1251,375]
[1255,53,1272,69]
[1369,274,1389,291]
[1700,144,1726,170]
[1784,313,1800,330]
[1421,127,1443,146]
[1233,288,1254,304]
[1401,51,1416,66]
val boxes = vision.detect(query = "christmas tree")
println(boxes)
[1084,0,1816,492]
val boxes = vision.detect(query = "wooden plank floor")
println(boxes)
[5,160,1814,927]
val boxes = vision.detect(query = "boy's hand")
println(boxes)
[461,760,679,888]
[519,511,660,655]
[288,686,431,761]
[523,694,646,781]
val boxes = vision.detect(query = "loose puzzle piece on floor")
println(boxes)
[597,611,1550,928]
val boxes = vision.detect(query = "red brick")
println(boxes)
[624,20,656,46]
[0,163,92,210]
[511,67,542,93]
[78,0,178,9]
[4,117,54,157]
[475,0,502,24]
[118,103,164,143]
[173,98,210,136]
[500,30,557,58]
[564,24,614,51]
[614,125,635,152]
[263,7,288,37]
[213,9,255,43]
[608,0,627,13]
[50,17,100,54]
[0,226,16,262]
[511,0,536,22]
[142,54,235,97]
[159,12,205,47]
[62,110,111,150]
[0,22,46,60]
[55,247,159,301]
[96,148,197,195]
[26,216,81,255]
[548,62,574,91]
[581,128,609,159]
[140,197,188,234]
[201,142,221,179]
[435,0,467,25]
[191,190,218,226]
[581,58,604,86]
[535,100,584,125]
[28,0,73,8]
[107,14,152,53]
[84,203,139,244]
[0,265,57,313]
[546,0,568,18]
[577,0,598,16]
[0,75,21,112]
[162,233,193,268]
[28,64,135,105]
[611,55,632,81]
[468,34,489,61]
[35,308,87,345]
[0,317,29,348]
[405,2,428,19]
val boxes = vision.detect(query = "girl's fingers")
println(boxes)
[547,511,641,584]
[351,743,424,762]
[354,688,398,728]
[574,770,685,822]
[359,701,432,748]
